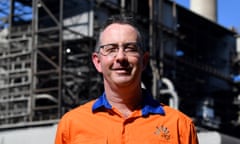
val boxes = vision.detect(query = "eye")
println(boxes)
[124,44,138,52]
[104,44,118,53]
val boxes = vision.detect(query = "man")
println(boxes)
[55,15,199,144]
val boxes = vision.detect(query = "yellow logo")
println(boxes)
[154,125,171,140]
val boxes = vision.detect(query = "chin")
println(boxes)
[114,78,136,86]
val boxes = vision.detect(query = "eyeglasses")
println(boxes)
[99,42,141,57]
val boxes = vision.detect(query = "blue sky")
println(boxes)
[175,0,240,33]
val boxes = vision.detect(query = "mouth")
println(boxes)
[112,67,132,74]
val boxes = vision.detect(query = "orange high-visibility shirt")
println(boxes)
[55,91,199,144]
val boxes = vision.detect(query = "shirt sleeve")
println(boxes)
[184,122,199,144]
[54,115,69,144]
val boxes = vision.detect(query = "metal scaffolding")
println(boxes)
[0,0,33,126]
[0,0,153,127]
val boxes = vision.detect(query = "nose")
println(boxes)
[115,47,126,59]
[115,47,129,65]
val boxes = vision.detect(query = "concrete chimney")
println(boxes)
[190,0,217,22]
[237,36,240,54]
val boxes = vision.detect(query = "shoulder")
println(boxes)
[55,100,98,143]
[60,100,96,122]
[161,104,194,124]
[160,104,198,136]
[160,105,199,143]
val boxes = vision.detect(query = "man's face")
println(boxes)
[92,23,149,88]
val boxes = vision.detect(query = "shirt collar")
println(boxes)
[92,90,165,116]
[92,92,112,111]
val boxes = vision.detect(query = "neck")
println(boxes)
[104,83,143,118]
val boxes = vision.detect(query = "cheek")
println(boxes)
[134,57,144,69]
[100,57,113,71]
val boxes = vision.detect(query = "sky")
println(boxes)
[175,0,240,33]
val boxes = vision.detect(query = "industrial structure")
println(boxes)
[0,0,240,143]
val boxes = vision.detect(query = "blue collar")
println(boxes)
[92,90,165,116]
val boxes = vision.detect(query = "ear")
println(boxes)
[142,52,149,70]
[92,52,102,73]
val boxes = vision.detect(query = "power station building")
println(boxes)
[0,0,240,143]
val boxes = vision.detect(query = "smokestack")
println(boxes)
[190,0,217,22]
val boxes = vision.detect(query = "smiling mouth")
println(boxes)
[113,67,131,74]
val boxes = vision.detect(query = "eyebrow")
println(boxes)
[99,42,138,47]
[99,43,117,48]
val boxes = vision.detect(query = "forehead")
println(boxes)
[100,23,138,44]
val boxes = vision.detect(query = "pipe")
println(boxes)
[159,77,179,109]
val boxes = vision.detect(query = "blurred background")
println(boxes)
[0,0,240,143]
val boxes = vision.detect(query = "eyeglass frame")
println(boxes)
[98,42,143,57]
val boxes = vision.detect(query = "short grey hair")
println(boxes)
[95,14,146,52]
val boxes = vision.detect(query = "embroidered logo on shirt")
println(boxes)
[154,125,171,140]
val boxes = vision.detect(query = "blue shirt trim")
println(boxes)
[92,92,112,111]
[92,90,165,116]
